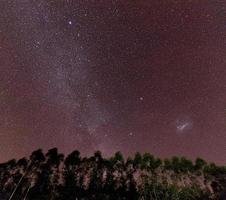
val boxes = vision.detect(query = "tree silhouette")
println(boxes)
[0,148,222,199]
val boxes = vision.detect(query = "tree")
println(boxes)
[171,156,181,173]
[0,149,219,199]
[195,157,207,171]
[133,152,142,168]
[60,150,81,200]
[180,157,194,173]
[46,148,64,199]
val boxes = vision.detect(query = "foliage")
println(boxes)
[0,149,224,199]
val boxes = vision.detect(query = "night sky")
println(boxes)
[0,0,226,163]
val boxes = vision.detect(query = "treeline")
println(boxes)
[0,149,226,200]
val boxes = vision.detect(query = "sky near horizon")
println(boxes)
[0,0,226,163]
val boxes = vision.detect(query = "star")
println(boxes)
[128,132,133,136]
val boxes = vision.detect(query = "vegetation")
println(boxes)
[0,149,226,199]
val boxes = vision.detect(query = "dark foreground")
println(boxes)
[1,148,226,199]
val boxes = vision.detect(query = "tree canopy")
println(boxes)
[0,148,225,200]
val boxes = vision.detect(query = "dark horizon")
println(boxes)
[1,148,225,200]
[0,1,226,164]
[0,147,224,167]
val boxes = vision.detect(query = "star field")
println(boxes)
[0,0,226,163]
